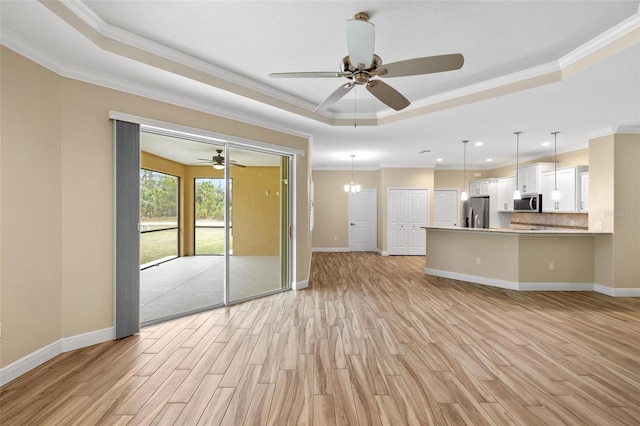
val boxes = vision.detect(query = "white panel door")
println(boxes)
[434,189,459,227]
[408,190,428,255]
[349,189,377,251]
[388,189,408,255]
[388,189,428,255]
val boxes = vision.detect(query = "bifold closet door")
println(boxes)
[388,188,428,256]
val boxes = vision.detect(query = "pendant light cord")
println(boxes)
[462,140,468,189]
[552,131,559,190]
[514,131,522,189]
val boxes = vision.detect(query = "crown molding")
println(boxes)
[59,0,318,113]
[558,12,640,69]
[1,27,312,141]
[15,1,640,129]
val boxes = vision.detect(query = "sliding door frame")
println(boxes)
[111,112,301,335]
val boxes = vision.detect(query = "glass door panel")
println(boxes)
[195,178,229,255]
[140,169,179,267]
[139,136,226,325]
[227,146,290,303]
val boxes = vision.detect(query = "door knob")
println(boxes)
[350,223,355,226]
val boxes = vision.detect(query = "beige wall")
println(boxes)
[311,170,378,248]
[518,235,594,282]
[1,46,311,368]
[2,46,63,365]
[427,230,596,284]
[427,230,519,282]
[612,134,640,288]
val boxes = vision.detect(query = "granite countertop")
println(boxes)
[423,226,611,235]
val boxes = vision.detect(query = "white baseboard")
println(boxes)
[378,248,389,256]
[293,279,309,291]
[425,268,639,297]
[594,284,640,297]
[312,247,349,252]
[0,327,113,386]
[61,327,114,352]
[425,268,519,291]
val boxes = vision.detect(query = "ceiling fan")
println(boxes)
[197,149,246,169]
[269,12,464,112]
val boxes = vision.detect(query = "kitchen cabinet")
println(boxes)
[469,179,493,197]
[514,163,554,195]
[542,166,588,212]
[580,172,589,212]
[497,177,515,211]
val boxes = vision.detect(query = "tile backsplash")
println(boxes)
[511,212,588,230]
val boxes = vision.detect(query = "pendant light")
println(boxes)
[460,140,469,201]
[551,131,561,201]
[513,131,522,200]
[344,154,361,194]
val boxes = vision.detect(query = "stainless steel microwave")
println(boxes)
[513,194,542,212]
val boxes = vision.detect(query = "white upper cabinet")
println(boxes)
[497,177,515,212]
[580,172,589,212]
[514,163,555,195]
[469,179,492,197]
[542,166,588,213]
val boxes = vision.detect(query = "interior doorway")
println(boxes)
[349,189,377,252]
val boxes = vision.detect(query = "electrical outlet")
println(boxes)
[549,262,555,270]
[476,257,481,265]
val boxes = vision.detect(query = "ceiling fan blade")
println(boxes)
[314,82,355,112]
[269,71,350,78]
[366,80,410,111]
[196,158,213,161]
[346,15,374,69]
[230,162,246,168]
[378,53,464,78]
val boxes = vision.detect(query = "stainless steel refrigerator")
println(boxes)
[464,197,490,228]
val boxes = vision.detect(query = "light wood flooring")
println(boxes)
[1,252,639,425]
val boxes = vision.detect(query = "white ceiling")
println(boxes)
[1,1,639,170]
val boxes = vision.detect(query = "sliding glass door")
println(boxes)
[139,169,179,267]
[195,178,228,255]
[137,131,292,325]
[227,146,291,303]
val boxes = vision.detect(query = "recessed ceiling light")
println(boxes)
[475,141,484,146]
[436,158,443,162]
[541,141,551,146]
[486,158,493,162]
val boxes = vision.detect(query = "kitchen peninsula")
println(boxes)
[424,226,615,294]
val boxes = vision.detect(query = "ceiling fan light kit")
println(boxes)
[270,12,464,113]
[197,149,246,169]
